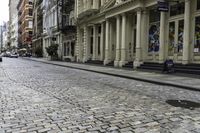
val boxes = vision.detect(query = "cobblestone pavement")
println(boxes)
[1,58,200,133]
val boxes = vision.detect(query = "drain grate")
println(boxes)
[166,100,200,110]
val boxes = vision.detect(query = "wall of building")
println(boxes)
[17,0,33,48]
[75,0,200,66]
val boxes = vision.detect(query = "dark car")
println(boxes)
[23,53,32,57]
[0,54,2,62]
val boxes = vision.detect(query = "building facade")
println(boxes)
[9,0,20,48]
[17,0,33,50]
[32,0,43,56]
[2,22,9,49]
[75,0,200,67]
[42,0,76,60]
[9,16,19,49]
[42,0,62,58]
[59,0,76,61]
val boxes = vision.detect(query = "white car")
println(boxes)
[10,53,19,58]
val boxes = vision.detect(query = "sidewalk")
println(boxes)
[23,57,200,91]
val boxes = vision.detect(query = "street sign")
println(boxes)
[157,1,169,12]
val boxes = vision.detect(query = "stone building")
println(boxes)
[42,0,76,60]
[75,0,200,68]
[59,0,76,61]
[17,0,33,49]
[42,0,62,58]
[8,0,20,48]
[32,0,43,56]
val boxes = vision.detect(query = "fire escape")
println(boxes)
[58,0,76,34]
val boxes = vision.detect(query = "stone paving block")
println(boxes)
[1,58,200,133]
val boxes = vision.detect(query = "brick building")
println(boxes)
[17,0,33,49]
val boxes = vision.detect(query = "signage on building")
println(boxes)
[157,1,169,12]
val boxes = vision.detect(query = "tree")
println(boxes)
[45,44,59,60]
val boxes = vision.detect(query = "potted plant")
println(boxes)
[45,44,59,60]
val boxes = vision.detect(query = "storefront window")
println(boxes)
[149,24,160,52]
[197,0,200,10]
[195,16,200,53]
[169,22,175,54]
[170,2,185,16]
[148,9,160,52]
[149,9,160,23]
[178,20,184,53]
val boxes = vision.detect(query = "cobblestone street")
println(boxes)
[1,58,200,133]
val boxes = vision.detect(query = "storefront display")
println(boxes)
[148,9,160,52]
[195,16,200,53]
[169,22,175,54]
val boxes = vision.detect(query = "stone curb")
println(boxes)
[23,58,200,92]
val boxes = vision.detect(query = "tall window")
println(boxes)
[28,21,33,28]
[170,2,185,16]
[177,20,184,53]
[197,0,200,10]
[195,16,200,53]
[90,28,93,54]
[148,9,160,52]
[168,22,175,54]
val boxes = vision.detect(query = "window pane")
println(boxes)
[178,20,184,53]
[149,9,160,23]
[197,0,200,10]
[195,16,200,53]
[170,2,185,16]
[148,23,160,52]
[169,22,175,54]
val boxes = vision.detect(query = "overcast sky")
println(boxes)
[0,0,9,24]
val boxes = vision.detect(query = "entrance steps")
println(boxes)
[105,61,114,67]
[85,60,103,65]
[123,61,133,69]
[137,62,200,75]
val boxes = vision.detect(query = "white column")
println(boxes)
[134,10,142,67]
[93,0,99,9]
[141,10,148,62]
[83,26,89,62]
[104,20,110,65]
[159,11,166,63]
[100,22,105,61]
[114,15,121,67]
[83,0,87,11]
[183,0,191,64]
[119,13,127,67]
[92,25,97,60]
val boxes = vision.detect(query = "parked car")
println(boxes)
[2,52,11,57]
[10,53,19,58]
[22,53,32,57]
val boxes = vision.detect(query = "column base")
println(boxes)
[182,60,189,65]
[133,60,143,69]
[119,60,128,67]
[159,59,165,64]
[114,61,119,67]
[104,59,111,65]
[83,57,89,63]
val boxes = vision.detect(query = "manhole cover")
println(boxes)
[166,100,200,110]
